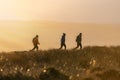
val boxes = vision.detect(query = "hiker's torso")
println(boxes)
[33,37,39,45]
[61,36,65,43]
[76,35,82,42]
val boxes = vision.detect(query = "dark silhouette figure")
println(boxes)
[75,33,82,49]
[31,35,40,51]
[59,33,66,50]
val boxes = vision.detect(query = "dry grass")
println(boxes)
[0,46,120,80]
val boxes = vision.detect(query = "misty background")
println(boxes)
[0,21,120,51]
[0,0,120,51]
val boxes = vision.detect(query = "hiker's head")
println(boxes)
[79,33,82,36]
[36,35,39,38]
[63,33,66,36]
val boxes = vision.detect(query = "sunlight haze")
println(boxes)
[0,21,120,51]
[0,0,120,51]
[0,0,120,23]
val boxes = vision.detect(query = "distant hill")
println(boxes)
[0,46,120,80]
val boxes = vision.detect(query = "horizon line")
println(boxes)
[0,20,120,25]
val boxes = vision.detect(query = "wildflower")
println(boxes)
[76,74,80,77]
[27,69,30,72]
[43,69,47,73]
[0,69,3,72]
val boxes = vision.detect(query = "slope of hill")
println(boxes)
[0,46,120,80]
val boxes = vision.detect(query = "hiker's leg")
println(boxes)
[34,44,39,51]
[59,43,63,49]
[36,45,39,51]
[31,46,36,51]
[80,43,82,49]
[75,42,79,49]
[63,43,66,50]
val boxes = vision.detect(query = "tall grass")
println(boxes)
[0,46,120,80]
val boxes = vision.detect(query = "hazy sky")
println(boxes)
[0,21,120,51]
[0,0,120,51]
[0,0,120,23]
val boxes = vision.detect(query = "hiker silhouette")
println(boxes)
[75,33,82,49]
[31,35,40,51]
[59,33,66,50]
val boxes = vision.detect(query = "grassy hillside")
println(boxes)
[0,46,120,80]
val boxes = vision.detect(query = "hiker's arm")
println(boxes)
[38,41,40,45]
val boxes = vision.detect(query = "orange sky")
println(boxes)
[0,0,120,23]
[0,0,120,51]
[0,21,120,51]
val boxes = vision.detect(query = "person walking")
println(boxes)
[59,33,66,50]
[75,33,82,49]
[31,35,40,51]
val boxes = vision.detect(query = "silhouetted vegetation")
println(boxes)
[0,46,120,80]
[39,67,69,80]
